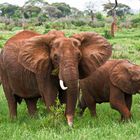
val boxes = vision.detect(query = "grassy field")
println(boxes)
[0,27,140,140]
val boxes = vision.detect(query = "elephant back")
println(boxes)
[110,60,134,94]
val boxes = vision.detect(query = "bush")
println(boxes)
[4,24,15,31]
[44,23,51,29]
[44,28,51,34]
[71,20,87,26]
[104,30,112,39]
[51,22,66,29]
[0,23,5,31]
[0,23,15,31]
[12,27,22,31]
[88,21,105,28]
[96,12,104,20]
[131,17,140,28]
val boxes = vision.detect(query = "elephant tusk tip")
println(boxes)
[68,121,73,127]
[63,87,68,90]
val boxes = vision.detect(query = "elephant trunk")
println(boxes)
[59,64,79,126]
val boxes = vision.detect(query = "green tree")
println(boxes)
[52,2,71,17]
[23,5,41,18]
[45,5,63,18]
[70,7,83,17]
[24,0,48,8]
[96,12,104,20]
[0,3,19,18]
[103,2,131,18]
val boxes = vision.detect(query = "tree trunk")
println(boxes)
[111,8,117,37]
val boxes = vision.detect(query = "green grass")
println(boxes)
[0,27,140,139]
[1,86,140,140]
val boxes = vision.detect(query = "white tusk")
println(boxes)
[59,80,68,90]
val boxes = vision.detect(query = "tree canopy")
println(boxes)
[103,2,131,18]
[0,0,132,24]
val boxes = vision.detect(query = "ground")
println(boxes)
[0,27,140,140]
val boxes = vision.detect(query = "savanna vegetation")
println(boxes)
[0,0,140,139]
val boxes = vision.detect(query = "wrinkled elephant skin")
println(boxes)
[79,60,140,121]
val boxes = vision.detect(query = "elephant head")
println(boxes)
[110,60,140,94]
[18,30,112,126]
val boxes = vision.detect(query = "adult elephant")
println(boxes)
[0,30,112,126]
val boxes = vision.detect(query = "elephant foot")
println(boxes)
[66,115,73,127]
[90,111,97,117]
[120,114,132,122]
[120,117,132,122]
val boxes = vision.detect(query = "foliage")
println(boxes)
[0,3,20,18]
[103,2,131,18]
[52,2,71,17]
[71,20,88,27]
[131,17,140,28]
[88,21,105,28]
[0,0,137,32]
[45,5,63,18]
[96,12,104,20]
[23,6,41,19]
[104,30,112,39]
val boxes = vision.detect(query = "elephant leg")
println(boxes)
[125,94,132,111]
[25,97,38,116]
[36,76,57,112]
[7,94,17,119]
[83,93,96,117]
[43,87,57,111]
[2,75,17,119]
[110,83,131,121]
[121,94,132,120]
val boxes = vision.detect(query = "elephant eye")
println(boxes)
[53,54,59,62]
[77,52,81,60]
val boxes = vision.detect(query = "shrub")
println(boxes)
[104,30,112,39]
[96,12,104,20]
[71,20,87,26]
[51,22,65,29]
[88,21,105,28]
[43,28,51,34]
[4,24,15,31]
[131,17,140,28]
[44,23,51,29]
[12,27,22,31]
[0,23,5,31]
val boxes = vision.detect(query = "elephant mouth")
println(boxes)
[59,80,68,90]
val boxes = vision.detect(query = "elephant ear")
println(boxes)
[110,60,135,93]
[5,30,40,45]
[128,65,140,81]
[72,32,112,78]
[18,32,63,74]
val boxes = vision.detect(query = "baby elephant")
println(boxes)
[79,59,140,121]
